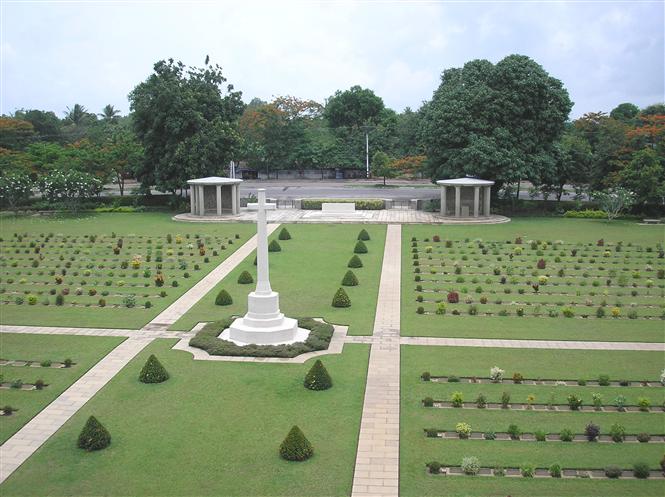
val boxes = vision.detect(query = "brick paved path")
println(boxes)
[351,224,401,497]
[141,223,280,331]
[0,336,154,483]
[399,336,665,351]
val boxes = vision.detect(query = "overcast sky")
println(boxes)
[1,0,663,120]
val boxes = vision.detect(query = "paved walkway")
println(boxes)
[0,335,154,484]
[174,210,510,225]
[352,224,401,497]
[399,336,665,351]
[141,223,280,331]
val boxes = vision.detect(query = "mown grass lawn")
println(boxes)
[171,223,386,335]
[0,213,254,329]
[402,219,665,341]
[0,339,370,496]
[0,333,125,444]
[400,345,665,497]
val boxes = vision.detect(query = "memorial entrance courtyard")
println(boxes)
[0,212,663,497]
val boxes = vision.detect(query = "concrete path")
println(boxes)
[0,335,154,484]
[141,223,280,331]
[399,336,665,351]
[352,224,401,497]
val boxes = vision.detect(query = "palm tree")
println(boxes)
[63,104,89,126]
[99,104,120,121]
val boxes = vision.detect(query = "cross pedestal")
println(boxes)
[221,189,309,345]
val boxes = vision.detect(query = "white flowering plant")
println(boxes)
[0,172,34,209]
[489,366,504,383]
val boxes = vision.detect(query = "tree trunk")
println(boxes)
[383,175,386,186]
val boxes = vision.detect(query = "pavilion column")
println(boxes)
[484,186,491,216]
[473,186,480,218]
[454,186,461,217]
[216,185,222,216]
[189,186,195,214]
[197,185,205,216]
[231,184,238,214]
[440,186,447,216]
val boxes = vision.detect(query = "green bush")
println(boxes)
[215,289,233,306]
[189,317,334,358]
[559,428,574,442]
[609,423,625,442]
[237,271,254,284]
[304,360,332,390]
[332,287,351,308]
[549,463,562,478]
[347,255,363,268]
[604,465,622,479]
[138,354,169,384]
[77,416,111,451]
[354,240,368,254]
[279,425,313,461]
[268,239,282,252]
[507,424,521,440]
[633,462,650,479]
[427,461,441,474]
[278,227,291,240]
[357,229,370,241]
[301,198,384,210]
[563,209,607,219]
[341,270,359,286]
[422,397,434,407]
[55,294,64,306]
[520,464,535,478]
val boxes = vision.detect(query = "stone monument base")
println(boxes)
[219,321,310,346]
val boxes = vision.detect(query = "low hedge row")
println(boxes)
[301,198,385,210]
[189,317,334,358]
[563,209,608,219]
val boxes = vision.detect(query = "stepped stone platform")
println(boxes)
[174,209,510,225]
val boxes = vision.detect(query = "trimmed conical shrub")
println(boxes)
[347,255,363,268]
[357,229,370,241]
[238,270,254,284]
[77,415,111,451]
[215,289,233,306]
[332,287,351,307]
[341,270,359,286]
[279,425,313,461]
[139,354,169,383]
[268,239,282,252]
[278,227,292,240]
[354,240,368,254]
[304,360,333,390]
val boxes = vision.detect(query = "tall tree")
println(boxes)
[0,118,35,150]
[610,102,639,123]
[13,109,62,142]
[324,85,385,129]
[129,58,244,192]
[421,55,572,194]
[99,105,121,122]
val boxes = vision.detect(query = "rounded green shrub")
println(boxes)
[268,239,282,252]
[353,240,368,254]
[77,415,111,451]
[279,425,313,461]
[341,270,359,286]
[215,289,233,306]
[138,354,169,384]
[357,229,370,241]
[347,255,363,268]
[238,271,254,284]
[278,227,291,240]
[304,360,333,390]
[332,287,351,308]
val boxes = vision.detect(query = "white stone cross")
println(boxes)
[247,189,276,295]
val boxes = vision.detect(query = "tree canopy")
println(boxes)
[129,58,244,192]
[421,55,572,192]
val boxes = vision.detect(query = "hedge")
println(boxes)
[563,209,608,219]
[189,317,334,358]
[77,416,111,451]
[301,198,385,210]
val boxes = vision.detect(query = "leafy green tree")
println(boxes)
[618,148,665,206]
[610,103,639,123]
[100,129,144,195]
[536,132,593,202]
[421,55,572,194]
[13,109,62,142]
[129,58,244,192]
[372,150,396,185]
[0,118,35,150]
[324,85,385,128]
[641,103,665,116]
[39,169,102,212]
